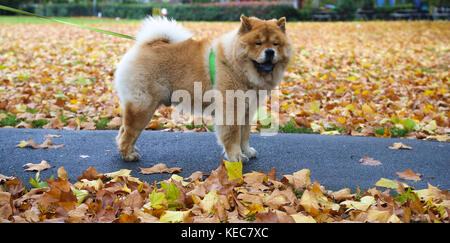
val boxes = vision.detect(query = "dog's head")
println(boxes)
[235,15,292,80]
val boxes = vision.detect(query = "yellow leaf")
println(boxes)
[121,184,131,193]
[199,191,218,215]
[224,160,243,183]
[321,130,340,135]
[310,122,322,133]
[345,104,355,111]
[336,117,346,125]
[362,103,375,115]
[375,178,408,189]
[247,203,265,215]
[367,209,391,223]
[424,90,435,96]
[159,210,190,223]
[340,196,375,211]
[16,140,29,148]
[348,76,357,82]
[15,104,27,113]
[290,213,316,223]
[424,104,434,113]
[299,190,320,216]
[308,100,320,114]
[104,169,131,179]
[335,86,346,94]
[387,214,402,223]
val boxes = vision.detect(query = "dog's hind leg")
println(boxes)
[116,100,158,161]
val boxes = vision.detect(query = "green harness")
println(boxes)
[209,48,216,86]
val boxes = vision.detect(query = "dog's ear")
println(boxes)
[277,17,286,32]
[239,15,252,34]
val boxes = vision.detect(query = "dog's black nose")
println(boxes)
[264,49,275,61]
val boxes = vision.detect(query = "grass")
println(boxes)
[375,127,410,138]
[95,117,112,129]
[0,16,139,24]
[30,119,49,128]
[0,112,20,127]
[279,119,313,134]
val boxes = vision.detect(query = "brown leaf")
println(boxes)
[0,174,15,183]
[107,117,122,128]
[267,168,277,181]
[139,163,182,174]
[23,160,51,172]
[27,138,65,149]
[359,156,382,166]
[396,169,422,181]
[388,142,413,150]
[77,166,102,181]
[0,192,12,219]
[81,121,96,130]
[188,171,203,181]
[43,118,64,129]
[66,204,89,223]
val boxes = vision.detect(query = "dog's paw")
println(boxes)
[122,150,141,162]
[226,152,249,163]
[243,147,258,159]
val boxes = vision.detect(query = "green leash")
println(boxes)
[0,5,136,40]
[209,48,216,86]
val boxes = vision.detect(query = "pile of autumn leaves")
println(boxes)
[1,160,449,223]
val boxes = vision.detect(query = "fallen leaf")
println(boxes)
[299,190,320,216]
[224,160,243,183]
[359,156,382,166]
[388,142,413,150]
[107,117,122,128]
[44,134,61,138]
[188,171,203,181]
[375,178,408,189]
[159,210,190,223]
[23,160,51,172]
[0,192,12,219]
[290,213,316,223]
[18,138,65,149]
[16,140,29,148]
[199,191,218,215]
[340,196,375,211]
[139,163,182,174]
[366,209,391,223]
[396,169,422,181]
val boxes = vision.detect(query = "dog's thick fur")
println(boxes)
[114,15,292,162]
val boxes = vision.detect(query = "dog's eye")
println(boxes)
[273,42,279,46]
[255,42,262,46]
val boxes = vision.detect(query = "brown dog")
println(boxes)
[114,15,292,162]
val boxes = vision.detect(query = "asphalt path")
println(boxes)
[0,128,449,191]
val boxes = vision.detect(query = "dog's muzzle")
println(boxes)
[253,49,276,75]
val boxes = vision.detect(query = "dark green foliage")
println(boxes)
[30,3,300,21]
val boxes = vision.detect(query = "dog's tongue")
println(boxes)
[261,63,274,72]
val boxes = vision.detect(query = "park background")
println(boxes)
[0,0,449,142]
[0,0,450,224]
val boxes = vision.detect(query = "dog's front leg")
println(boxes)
[216,124,249,162]
[241,124,257,159]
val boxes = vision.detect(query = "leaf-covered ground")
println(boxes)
[0,19,449,141]
[1,161,449,223]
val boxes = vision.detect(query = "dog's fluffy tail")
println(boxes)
[135,16,193,45]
